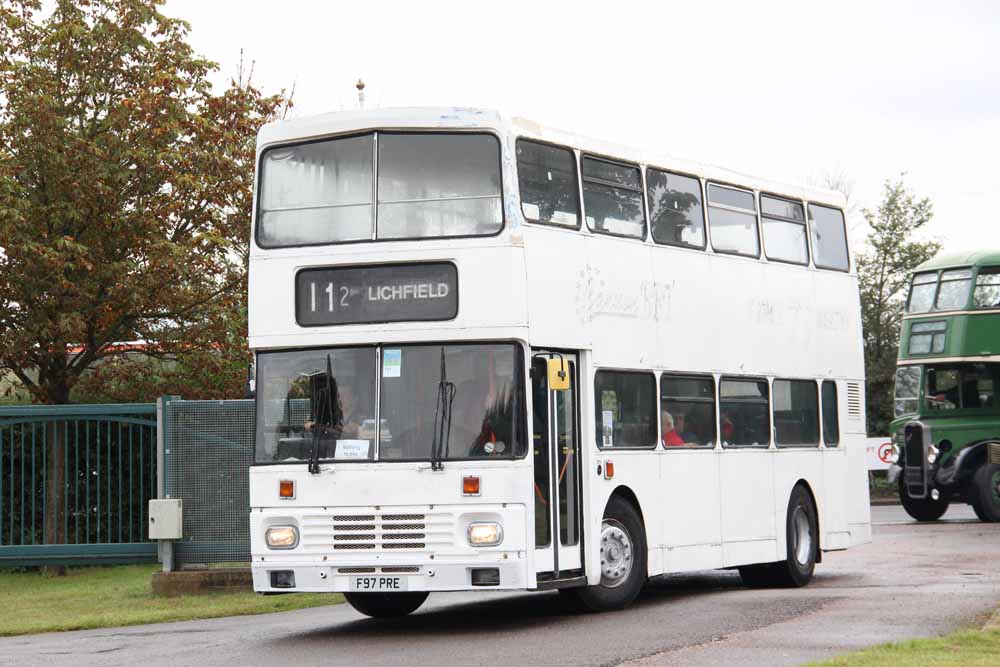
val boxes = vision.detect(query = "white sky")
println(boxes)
[165,0,1000,253]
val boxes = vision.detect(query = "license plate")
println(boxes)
[348,576,408,592]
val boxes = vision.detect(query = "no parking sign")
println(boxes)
[866,437,893,471]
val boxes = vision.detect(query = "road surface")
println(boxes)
[2,505,998,667]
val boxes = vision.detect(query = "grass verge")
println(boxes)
[812,615,1000,666]
[0,564,341,636]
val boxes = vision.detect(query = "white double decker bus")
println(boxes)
[248,107,871,616]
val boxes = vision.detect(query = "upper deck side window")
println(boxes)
[582,156,646,239]
[907,271,939,313]
[973,267,1000,308]
[707,184,759,258]
[256,132,502,248]
[647,169,706,250]
[515,140,581,228]
[761,195,808,265]
[807,204,849,271]
[934,268,973,310]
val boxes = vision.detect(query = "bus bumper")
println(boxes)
[250,503,529,593]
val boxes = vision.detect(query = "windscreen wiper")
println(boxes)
[308,354,336,475]
[430,348,456,471]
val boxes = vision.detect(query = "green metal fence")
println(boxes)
[163,398,254,567]
[0,404,159,567]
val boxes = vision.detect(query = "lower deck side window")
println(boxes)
[595,370,657,448]
[773,379,819,447]
[719,377,770,447]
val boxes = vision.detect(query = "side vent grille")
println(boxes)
[846,382,862,419]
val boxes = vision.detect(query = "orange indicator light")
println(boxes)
[463,476,481,495]
[279,479,295,499]
[604,461,615,479]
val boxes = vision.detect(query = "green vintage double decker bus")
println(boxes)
[889,250,1000,522]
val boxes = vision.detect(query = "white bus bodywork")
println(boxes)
[248,107,870,596]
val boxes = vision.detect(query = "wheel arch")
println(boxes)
[607,484,646,528]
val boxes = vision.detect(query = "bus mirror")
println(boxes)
[547,358,570,391]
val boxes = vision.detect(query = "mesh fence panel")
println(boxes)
[165,399,254,566]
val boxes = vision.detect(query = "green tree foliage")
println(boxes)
[0,0,289,544]
[0,0,290,406]
[856,178,940,435]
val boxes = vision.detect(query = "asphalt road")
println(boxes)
[3,505,999,667]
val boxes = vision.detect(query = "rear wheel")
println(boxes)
[969,463,1000,523]
[739,484,818,588]
[899,478,949,522]
[566,495,647,612]
[344,592,429,618]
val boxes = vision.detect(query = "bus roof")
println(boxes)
[257,106,847,210]
[914,249,1000,273]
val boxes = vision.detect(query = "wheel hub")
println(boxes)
[599,520,633,588]
[792,506,813,566]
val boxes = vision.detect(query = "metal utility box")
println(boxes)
[148,499,183,540]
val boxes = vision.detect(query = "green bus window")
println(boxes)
[894,366,921,417]
[934,268,972,310]
[973,268,1000,308]
[908,320,947,355]
[906,272,938,313]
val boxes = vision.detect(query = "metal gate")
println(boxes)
[0,404,158,567]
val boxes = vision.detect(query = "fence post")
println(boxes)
[155,396,180,572]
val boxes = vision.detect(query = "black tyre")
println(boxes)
[899,478,949,522]
[344,592,429,618]
[566,495,647,612]
[969,463,1000,523]
[739,484,818,588]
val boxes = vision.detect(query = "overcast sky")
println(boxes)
[165,0,999,252]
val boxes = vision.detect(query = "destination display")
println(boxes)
[295,262,458,326]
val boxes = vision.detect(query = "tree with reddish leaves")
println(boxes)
[0,0,290,544]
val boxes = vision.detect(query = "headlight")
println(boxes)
[266,526,298,549]
[467,522,503,547]
[927,444,940,465]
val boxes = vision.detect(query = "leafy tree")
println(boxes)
[0,0,289,543]
[856,177,940,435]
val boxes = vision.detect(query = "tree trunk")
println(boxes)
[43,419,67,545]
[43,385,69,546]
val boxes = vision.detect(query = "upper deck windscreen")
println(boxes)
[257,132,502,247]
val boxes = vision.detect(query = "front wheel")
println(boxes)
[565,495,647,612]
[344,592,429,618]
[899,478,949,522]
[739,484,818,588]
[969,462,1000,523]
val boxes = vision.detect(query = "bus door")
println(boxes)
[530,352,583,580]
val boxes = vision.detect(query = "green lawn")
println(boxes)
[813,625,1000,666]
[0,564,341,636]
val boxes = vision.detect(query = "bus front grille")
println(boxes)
[301,508,455,554]
[903,422,927,498]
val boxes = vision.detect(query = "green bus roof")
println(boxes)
[913,250,1000,273]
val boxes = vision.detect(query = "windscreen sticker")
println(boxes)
[383,349,401,377]
[336,439,370,459]
[602,410,614,446]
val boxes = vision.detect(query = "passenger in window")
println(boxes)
[661,411,685,446]
[720,413,735,445]
[675,413,698,443]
